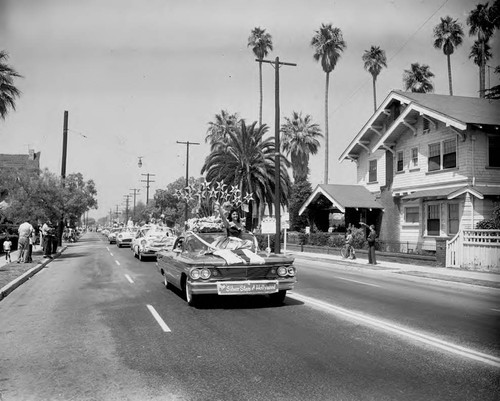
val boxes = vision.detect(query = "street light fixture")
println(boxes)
[138,156,143,168]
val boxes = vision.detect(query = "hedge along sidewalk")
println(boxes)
[0,246,67,301]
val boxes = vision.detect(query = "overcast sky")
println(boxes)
[1,0,498,220]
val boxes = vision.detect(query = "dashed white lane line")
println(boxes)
[125,274,134,284]
[110,252,114,257]
[147,304,171,332]
[115,260,120,266]
[106,247,110,251]
[333,276,381,288]
[491,308,500,313]
[289,292,500,368]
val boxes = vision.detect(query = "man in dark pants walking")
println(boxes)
[361,222,377,265]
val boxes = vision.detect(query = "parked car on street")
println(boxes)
[156,230,296,307]
[131,224,175,261]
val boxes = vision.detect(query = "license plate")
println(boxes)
[217,281,278,295]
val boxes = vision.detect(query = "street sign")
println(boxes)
[281,212,290,230]
[261,217,276,234]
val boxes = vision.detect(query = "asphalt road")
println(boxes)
[0,233,498,401]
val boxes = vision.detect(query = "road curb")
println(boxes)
[0,246,68,301]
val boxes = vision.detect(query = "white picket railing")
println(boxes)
[446,229,500,270]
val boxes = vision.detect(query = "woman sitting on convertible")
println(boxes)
[215,202,254,250]
[218,202,244,238]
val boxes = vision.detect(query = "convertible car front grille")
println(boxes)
[216,266,274,280]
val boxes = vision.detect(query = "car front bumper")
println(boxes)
[187,278,296,295]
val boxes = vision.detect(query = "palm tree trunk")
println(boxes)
[372,75,377,112]
[480,41,485,98]
[447,54,453,96]
[259,61,263,126]
[324,72,330,184]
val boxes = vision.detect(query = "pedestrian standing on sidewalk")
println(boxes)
[42,219,56,258]
[361,222,377,265]
[17,220,34,263]
[3,236,12,262]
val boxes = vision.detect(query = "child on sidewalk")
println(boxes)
[3,237,12,263]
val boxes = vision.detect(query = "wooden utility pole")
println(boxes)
[141,173,156,205]
[176,140,200,224]
[123,195,131,222]
[61,110,68,181]
[259,57,296,254]
[129,188,140,222]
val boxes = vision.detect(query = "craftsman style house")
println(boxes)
[338,90,500,255]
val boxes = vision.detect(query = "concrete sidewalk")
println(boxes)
[286,249,500,289]
[0,246,66,301]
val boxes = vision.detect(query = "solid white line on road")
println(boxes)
[289,292,500,368]
[115,260,120,266]
[124,274,134,283]
[147,304,171,333]
[109,252,114,257]
[333,276,381,288]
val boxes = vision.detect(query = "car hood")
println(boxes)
[159,250,294,267]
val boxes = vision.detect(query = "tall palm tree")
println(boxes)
[280,111,323,183]
[0,51,22,120]
[469,39,492,92]
[205,110,241,150]
[311,24,346,184]
[201,120,291,230]
[248,27,273,127]
[362,46,387,111]
[433,16,464,96]
[403,63,435,93]
[467,3,497,97]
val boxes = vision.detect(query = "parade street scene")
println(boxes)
[1,0,500,400]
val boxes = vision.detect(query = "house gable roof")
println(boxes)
[299,184,384,215]
[339,91,500,162]
[0,152,41,171]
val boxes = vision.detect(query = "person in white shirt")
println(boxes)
[17,220,34,263]
[3,237,12,263]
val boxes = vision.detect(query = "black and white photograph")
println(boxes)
[1,0,499,400]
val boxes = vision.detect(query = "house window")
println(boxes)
[396,151,404,172]
[489,135,500,167]
[411,147,418,168]
[427,204,440,236]
[428,139,457,172]
[405,206,419,223]
[368,160,377,182]
[443,139,457,169]
[448,203,459,235]
[428,143,441,171]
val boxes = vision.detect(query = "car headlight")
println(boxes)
[200,268,211,279]
[277,266,288,277]
[140,239,147,247]
[190,269,201,279]
[287,267,296,276]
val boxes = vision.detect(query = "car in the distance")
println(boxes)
[107,228,122,244]
[156,230,296,307]
[132,225,175,261]
[116,228,137,248]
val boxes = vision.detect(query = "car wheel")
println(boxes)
[117,244,121,248]
[269,290,287,305]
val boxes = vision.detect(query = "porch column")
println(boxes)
[462,192,473,230]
